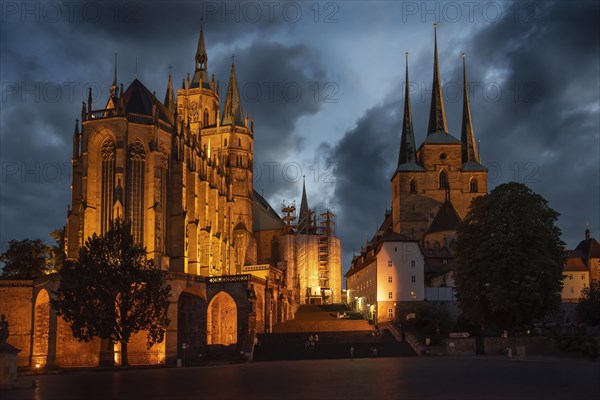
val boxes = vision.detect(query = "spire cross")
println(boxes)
[168,64,173,76]
[231,53,236,65]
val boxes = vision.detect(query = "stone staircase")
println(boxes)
[253,305,416,361]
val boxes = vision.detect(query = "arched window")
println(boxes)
[409,179,417,193]
[100,139,116,235]
[470,177,478,193]
[203,109,209,126]
[439,170,448,189]
[159,148,168,252]
[127,141,146,245]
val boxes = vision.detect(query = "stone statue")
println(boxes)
[0,314,9,343]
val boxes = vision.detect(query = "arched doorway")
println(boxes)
[177,291,207,361]
[32,289,50,367]
[206,292,237,345]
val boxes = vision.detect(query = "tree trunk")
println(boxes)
[121,340,129,366]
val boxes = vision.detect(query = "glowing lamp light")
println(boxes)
[35,363,41,369]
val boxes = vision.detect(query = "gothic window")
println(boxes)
[203,109,209,126]
[439,170,448,189]
[224,139,227,147]
[100,139,116,235]
[127,141,146,245]
[159,148,168,252]
[239,138,242,147]
[409,179,417,193]
[470,177,478,193]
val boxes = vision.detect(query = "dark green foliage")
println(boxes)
[51,218,171,366]
[555,336,599,359]
[453,182,566,331]
[0,238,52,279]
[577,280,600,326]
[49,226,66,272]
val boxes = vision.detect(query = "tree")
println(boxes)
[452,182,566,331]
[0,239,52,279]
[577,280,600,326]
[49,226,66,272]
[51,218,171,366]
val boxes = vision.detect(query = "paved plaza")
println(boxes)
[4,357,599,400]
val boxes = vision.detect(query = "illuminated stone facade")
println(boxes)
[391,27,487,250]
[0,26,302,368]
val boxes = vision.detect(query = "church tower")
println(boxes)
[391,25,487,247]
[176,24,256,271]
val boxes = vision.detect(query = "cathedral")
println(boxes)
[391,24,487,248]
[0,25,340,368]
[346,25,488,320]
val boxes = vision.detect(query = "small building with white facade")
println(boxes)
[346,218,424,324]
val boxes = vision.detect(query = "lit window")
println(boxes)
[388,260,392,267]
[411,260,415,267]
[470,178,478,193]
[100,139,116,235]
[411,276,416,283]
[439,170,448,189]
[127,141,146,245]
[388,308,393,318]
[410,291,416,299]
[388,291,393,299]
[388,276,393,283]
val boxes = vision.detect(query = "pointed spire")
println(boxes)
[298,176,310,233]
[398,52,418,167]
[427,23,448,135]
[221,59,244,126]
[87,87,92,114]
[300,175,308,215]
[196,18,208,71]
[164,65,176,113]
[112,53,118,86]
[72,119,80,160]
[191,18,210,89]
[461,53,480,163]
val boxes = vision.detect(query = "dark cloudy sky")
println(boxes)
[1,1,598,273]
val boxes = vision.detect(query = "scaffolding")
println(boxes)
[281,202,339,304]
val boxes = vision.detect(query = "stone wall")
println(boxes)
[0,281,33,366]
[443,338,475,356]
[483,336,558,356]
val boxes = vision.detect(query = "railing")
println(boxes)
[207,274,249,284]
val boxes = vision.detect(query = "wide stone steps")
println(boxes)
[253,330,416,361]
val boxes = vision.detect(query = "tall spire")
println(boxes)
[398,52,418,167]
[298,176,310,233]
[427,23,448,135]
[72,119,80,160]
[164,65,176,113]
[221,59,244,126]
[461,53,480,163]
[191,18,209,88]
[107,53,119,108]
[196,18,207,71]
